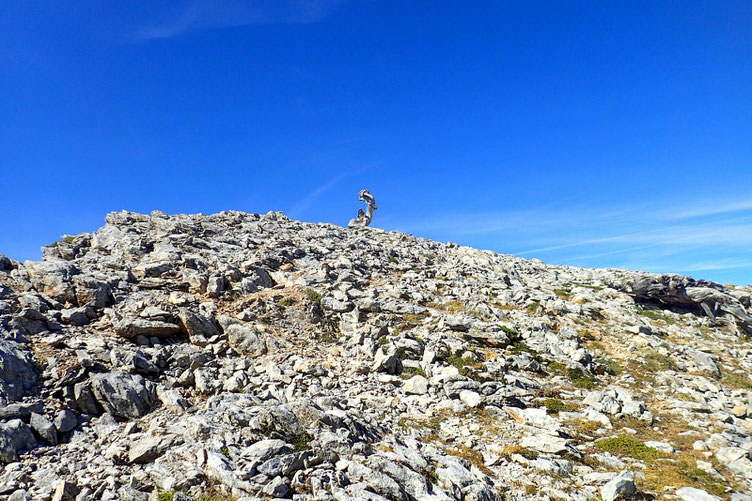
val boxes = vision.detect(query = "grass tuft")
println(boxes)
[595,435,663,461]
[541,398,578,414]
[305,289,322,304]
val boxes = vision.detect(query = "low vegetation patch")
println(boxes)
[642,458,729,497]
[541,398,578,414]
[548,362,597,389]
[499,325,520,341]
[289,431,313,451]
[594,435,663,461]
[643,350,679,372]
[158,493,236,501]
[720,370,752,390]
[304,288,322,304]
[446,445,493,475]
[316,329,338,343]
[569,418,601,437]
[400,366,427,379]
[402,312,429,325]
[503,445,539,460]
[278,296,296,307]
[638,306,675,325]
[437,350,490,382]
[526,301,542,315]
[442,301,464,312]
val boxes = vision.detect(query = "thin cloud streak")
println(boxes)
[659,198,752,220]
[287,164,370,219]
[517,222,752,255]
[288,173,348,219]
[679,260,752,272]
[393,195,752,283]
[133,0,352,41]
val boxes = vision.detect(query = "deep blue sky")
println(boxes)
[2,1,751,285]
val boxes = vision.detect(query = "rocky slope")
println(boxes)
[1,210,751,501]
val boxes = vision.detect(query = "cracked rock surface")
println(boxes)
[0,209,751,500]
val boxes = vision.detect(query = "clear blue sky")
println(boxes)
[2,1,751,285]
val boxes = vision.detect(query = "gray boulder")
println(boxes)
[60,307,91,326]
[72,381,100,415]
[0,401,44,420]
[0,419,37,462]
[23,261,78,304]
[113,316,182,339]
[261,476,290,498]
[90,371,154,418]
[246,439,292,461]
[0,340,37,402]
[30,412,57,445]
[51,480,80,501]
[676,487,719,501]
[178,309,219,346]
[600,470,636,501]
[621,274,752,334]
[53,409,78,433]
[372,348,402,375]
[0,254,13,272]
[225,323,267,357]
[72,274,113,308]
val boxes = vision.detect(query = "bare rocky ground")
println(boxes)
[1,210,751,501]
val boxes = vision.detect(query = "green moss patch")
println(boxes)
[595,435,663,461]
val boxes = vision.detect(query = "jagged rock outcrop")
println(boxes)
[0,210,750,500]
[618,274,752,335]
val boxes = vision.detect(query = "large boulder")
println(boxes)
[23,261,78,305]
[178,309,219,346]
[90,371,155,419]
[113,316,182,339]
[217,315,267,357]
[622,274,752,333]
[0,254,13,272]
[30,412,57,445]
[72,274,113,308]
[225,324,267,357]
[0,419,37,462]
[600,470,637,501]
[0,340,38,402]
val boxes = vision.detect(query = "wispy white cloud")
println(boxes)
[288,173,348,219]
[287,164,370,219]
[658,198,752,220]
[133,0,352,41]
[679,259,752,272]
[391,195,752,283]
[563,244,663,263]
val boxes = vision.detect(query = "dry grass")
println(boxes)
[491,302,520,311]
[446,445,493,475]
[592,414,740,496]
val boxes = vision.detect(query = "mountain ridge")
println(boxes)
[0,209,750,500]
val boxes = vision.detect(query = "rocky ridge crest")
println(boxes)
[0,210,751,500]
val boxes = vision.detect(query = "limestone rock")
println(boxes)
[90,371,154,418]
[1,209,751,499]
[403,375,429,395]
[53,410,78,433]
[0,419,37,462]
[0,340,37,402]
[225,323,267,357]
[676,486,719,501]
[30,412,57,445]
[600,470,636,501]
